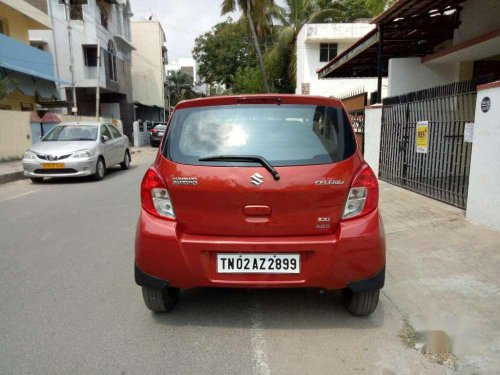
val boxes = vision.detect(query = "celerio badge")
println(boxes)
[315,180,344,185]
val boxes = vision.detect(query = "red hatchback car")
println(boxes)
[135,95,385,316]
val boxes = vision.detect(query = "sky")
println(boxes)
[131,0,286,61]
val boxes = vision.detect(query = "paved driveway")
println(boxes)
[0,152,498,374]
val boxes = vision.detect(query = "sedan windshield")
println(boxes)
[43,125,98,141]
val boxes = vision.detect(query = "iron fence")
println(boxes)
[379,77,493,209]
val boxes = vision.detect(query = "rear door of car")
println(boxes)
[157,97,361,237]
[100,124,116,164]
[108,124,126,163]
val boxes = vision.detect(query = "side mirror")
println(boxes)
[101,135,110,143]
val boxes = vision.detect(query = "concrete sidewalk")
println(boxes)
[0,159,24,184]
[0,146,156,185]
[379,181,500,373]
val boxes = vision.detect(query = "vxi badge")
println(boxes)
[315,180,344,185]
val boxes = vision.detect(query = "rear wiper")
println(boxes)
[199,155,280,181]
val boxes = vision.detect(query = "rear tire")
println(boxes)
[92,157,106,181]
[30,177,44,183]
[342,289,380,316]
[120,151,131,170]
[142,287,179,313]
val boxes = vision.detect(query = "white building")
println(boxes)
[30,0,135,137]
[131,20,167,122]
[296,22,384,100]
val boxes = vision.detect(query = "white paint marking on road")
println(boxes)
[250,292,271,375]
[0,190,37,203]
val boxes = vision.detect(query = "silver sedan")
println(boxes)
[22,122,130,182]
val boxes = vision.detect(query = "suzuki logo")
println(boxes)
[250,173,264,186]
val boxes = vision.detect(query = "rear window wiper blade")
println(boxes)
[199,155,280,181]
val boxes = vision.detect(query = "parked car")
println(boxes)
[135,95,385,316]
[150,123,167,147]
[22,122,131,183]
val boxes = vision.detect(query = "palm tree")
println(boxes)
[167,70,196,106]
[221,0,283,93]
[265,0,344,90]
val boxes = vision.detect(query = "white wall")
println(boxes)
[100,103,121,119]
[466,82,500,231]
[363,105,383,176]
[131,21,165,108]
[296,23,381,98]
[0,110,32,161]
[388,58,460,97]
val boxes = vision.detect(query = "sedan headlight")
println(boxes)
[72,149,94,158]
[24,150,36,160]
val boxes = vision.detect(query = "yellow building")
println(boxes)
[0,0,62,111]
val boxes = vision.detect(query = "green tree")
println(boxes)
[221,0,283,93]
[232,66,266,93]
[364,0,396,15]
[193,19,258,88]
[166,70,196,106]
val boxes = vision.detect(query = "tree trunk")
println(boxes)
[246,0,270,93]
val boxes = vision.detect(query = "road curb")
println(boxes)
[0,171,26,185]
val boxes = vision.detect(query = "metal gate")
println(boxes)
[379,78,486,209]
[340,92,367,154]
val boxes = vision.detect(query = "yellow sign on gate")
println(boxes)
[416,121,429,153]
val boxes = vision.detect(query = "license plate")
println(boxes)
[217,253,300,274]
[41,163,65,169]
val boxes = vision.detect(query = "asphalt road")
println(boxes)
[0,150,444,375]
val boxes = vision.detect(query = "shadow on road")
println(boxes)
[150,287,385,330]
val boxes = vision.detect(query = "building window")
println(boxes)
[58,0,88,20]
[320,43,338,62]
[0,17,9,35]
[21,103,34,112]
[83,45,98,67]
[107,40,117,81]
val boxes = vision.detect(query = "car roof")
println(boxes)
[175,94,344,110]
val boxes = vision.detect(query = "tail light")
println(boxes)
[342,164,378,220]
[141,168,175,220]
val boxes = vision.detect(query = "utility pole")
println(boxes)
[64,0,78,121]
[95,41,101,120]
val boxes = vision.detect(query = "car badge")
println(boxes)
[172,177,198,186]
[251,173,264,186]
[315,179,344,185]
[48,155,57,161]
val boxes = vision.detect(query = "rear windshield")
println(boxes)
[154,125,167,131]
[164,104,356,166]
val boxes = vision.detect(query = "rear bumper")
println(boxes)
[135,209,386,290]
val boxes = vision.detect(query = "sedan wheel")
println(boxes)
[92,158,106,181]
[120,151,131,170]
